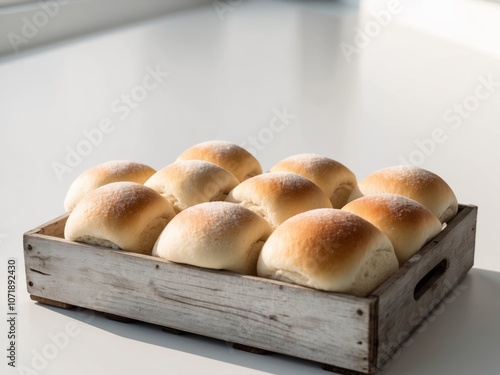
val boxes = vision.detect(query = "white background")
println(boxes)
[1,1,500,374]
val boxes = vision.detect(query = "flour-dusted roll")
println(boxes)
[144,160,239,213]
[64,160,156,212]
[257,209,399,297]
[348,165,458,223]
[64,182,175,255]
[176,140,262,182]
[153,202,273,275]
[225,172,333,229]
[342,194,442,265]
[270,153,357,208]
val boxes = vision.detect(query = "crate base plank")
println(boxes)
[30,295,74,309]
[233,343,269,355]
[321,363,369,375]
[104,312,137,323]
[161,326,188,335]
[23,205,477,374]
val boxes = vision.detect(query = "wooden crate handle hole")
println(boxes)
[413,258,448,301]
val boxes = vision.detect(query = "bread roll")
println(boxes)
[270,153,357,208]
[176,140,262,182]
[64,160,156,211]
[225,172,333,229]
[65,182,175,255]
[348,165,458,223]
[153,202,273,275]
[257,209,398,296]
[342,194,442,265]
[144,160,239,213]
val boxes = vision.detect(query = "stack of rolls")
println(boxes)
[62,140,458,297]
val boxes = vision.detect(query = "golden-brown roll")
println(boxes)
[176,140,262,182]
[257,209,399,297]
[64,182,175,255]
[342,194,442,265]
[270,153,357,208]
[152,202,273,275]
[64,160,156,212]
[348,165,458,223]
[144,160,239,213]
[225,172,333,229]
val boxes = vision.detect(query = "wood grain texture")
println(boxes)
[372,205,477,368]
[24,227,375,373]
[26,213,68,237]
[23,205,477,374]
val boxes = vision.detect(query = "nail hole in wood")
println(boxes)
[155,264,160,269]
[27,244,32,250]
[357,309,363,316]
[28,281,34,287]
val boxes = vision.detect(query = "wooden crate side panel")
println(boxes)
[26,214,68,237]
[24,234,375,373]
[374,205,477,368]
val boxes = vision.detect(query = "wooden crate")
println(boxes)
[23,204,477,374]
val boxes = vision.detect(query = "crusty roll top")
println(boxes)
[64,160,156,212]
[348,165,458,223]
[343,194,442,265]
[257,209,399,296]
[270,153,357,208]
[176,140,262,182]
[64,182,175,255]
[225,172,333,228]
[153,202,273,275]
[144,160,239,213]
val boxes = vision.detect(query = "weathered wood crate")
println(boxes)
[23,204,477,374]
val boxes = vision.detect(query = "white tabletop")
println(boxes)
[1,0,500,374]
